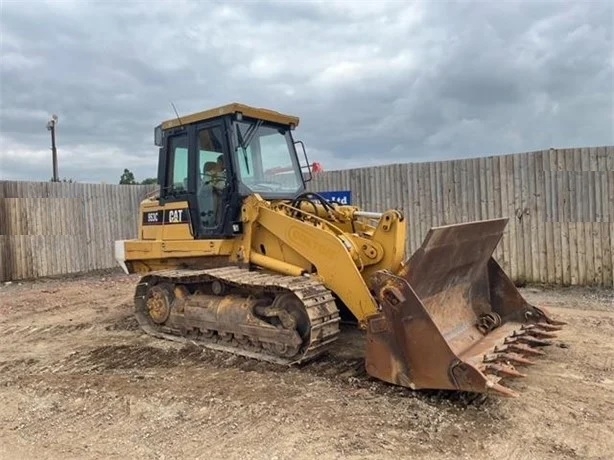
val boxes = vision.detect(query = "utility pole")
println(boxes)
[47,114,59,182]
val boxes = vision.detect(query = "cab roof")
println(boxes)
[160,102,300,130]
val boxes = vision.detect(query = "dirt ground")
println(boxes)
[0,271,612,460]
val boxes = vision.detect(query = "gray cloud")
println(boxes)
[1,0,612,183]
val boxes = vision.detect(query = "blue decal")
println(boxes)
[318,190,352,205]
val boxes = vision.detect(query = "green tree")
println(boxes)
[119,168,136,184]
[140,177,158,185]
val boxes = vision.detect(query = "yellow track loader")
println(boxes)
[115,103,565,397]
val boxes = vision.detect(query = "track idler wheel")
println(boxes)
[270,292,311,342]
[145,283,173,324]
[253,292,311,358]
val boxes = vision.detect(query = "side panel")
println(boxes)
[124,239,235,261]
[140,201,161,240]
[139,201,194,241]
[117,236,237,274]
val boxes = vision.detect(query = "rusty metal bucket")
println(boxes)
[364,218,565,397]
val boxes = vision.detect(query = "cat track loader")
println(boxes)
[115,102,565,397]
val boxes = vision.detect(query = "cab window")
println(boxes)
[198,126,225,176]
[166,133,188,194]
[233,122,302,193]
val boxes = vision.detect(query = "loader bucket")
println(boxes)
[364,218,565,397]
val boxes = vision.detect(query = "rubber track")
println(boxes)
[133,266,341,365]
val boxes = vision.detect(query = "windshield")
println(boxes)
[234,120,303,193]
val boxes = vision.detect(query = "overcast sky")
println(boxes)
[1,0,612,184]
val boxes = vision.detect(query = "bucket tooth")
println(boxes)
[486,381,519,398]
[506,335,553,347]
[530,330,558,340]
[501,353,535,366]
[486,363,527,378]
[529,334,557,344]
[544,317,567,327]
[506,343,546,356]
[485,352,535,367]
[526,322,563,332]
[529,306,567,326]
[519,327,558,339]
[527,337,553,347]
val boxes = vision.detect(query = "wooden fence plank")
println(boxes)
[498,155,511,273]
[598,147,611,286]
[572,149,583,284]
[417,162,427,245]
[565,150,578,285]
[608,146,614,286]
[581,148,594,284]
[491,156,502,263]
[555,151,563,280]
[590,148,603,284]
[506,155,520,280]
[518,153,530,282]
[527,152,538,282]
[557,150,567,284]
[406,164,417,253]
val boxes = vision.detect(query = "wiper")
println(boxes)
[236,128,250,174]
[236,120,262,175]
[242,120,262,148]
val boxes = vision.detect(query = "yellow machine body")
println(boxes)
[115,103,565,397]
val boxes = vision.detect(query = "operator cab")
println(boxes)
[154,103,313,239]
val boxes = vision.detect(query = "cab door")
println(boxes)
[194,120,236,238]
[158,127,194,241]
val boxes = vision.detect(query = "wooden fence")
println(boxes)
[0,181,156,281]
[307,146,614,287]
[1,146,612,286]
